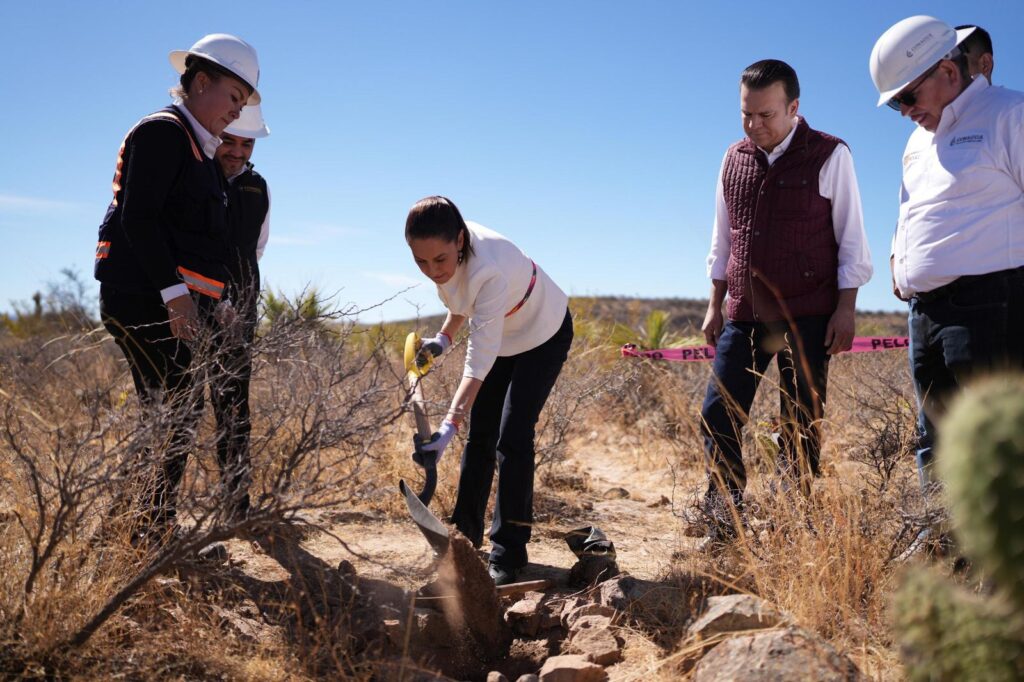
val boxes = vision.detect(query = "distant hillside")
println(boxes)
[391,296,909,338]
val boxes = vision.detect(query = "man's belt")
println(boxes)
[913,266,1024,304]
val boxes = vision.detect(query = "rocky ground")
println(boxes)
[190,425,865,681]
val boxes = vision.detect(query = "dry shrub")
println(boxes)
[592,346,922,679]
[0,300,409,678]
[0,293,930,680]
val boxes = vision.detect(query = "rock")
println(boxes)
[687,594,791,646]
[693,627,862,681]
[539,600,563,630]
[568,614,613,638]
[597,575,686,626]
[648,495,671,508]
[563,604,619,631]
[358,575,413,620]
[506,592,545,637]
[538,655,609,682]
[487,672,510,682]
[568,556,619,588]
[602,487,630,499]
[557,597,587,627]
[196,542,229,563]
[566,615,623,666]
[383,608,452,650]
[337,558,357,579]
[210,605,273,644]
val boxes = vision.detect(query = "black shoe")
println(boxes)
[488,562,519,587]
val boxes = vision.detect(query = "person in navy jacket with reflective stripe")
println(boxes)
[94,33,261,544]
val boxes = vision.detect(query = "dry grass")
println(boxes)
[0,301,932,680]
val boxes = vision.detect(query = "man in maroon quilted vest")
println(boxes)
[689,60,873,541]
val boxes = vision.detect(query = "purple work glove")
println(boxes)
[415,331,451,368]
[412,419,458,467]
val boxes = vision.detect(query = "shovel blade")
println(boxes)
[399,479,450,556]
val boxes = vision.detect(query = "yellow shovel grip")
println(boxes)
[404,332,433,377]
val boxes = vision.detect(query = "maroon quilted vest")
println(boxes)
[723,117,842,322]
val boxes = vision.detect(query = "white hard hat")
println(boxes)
[224,104,270,139]
[170,33,261,105]
[869,16,975,107]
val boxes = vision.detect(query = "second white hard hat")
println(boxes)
[869,16,975,107]
[170,33,261,105]
[224,104,270,139]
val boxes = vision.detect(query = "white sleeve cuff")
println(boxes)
[160,283,190,303]
[836,264,874,290]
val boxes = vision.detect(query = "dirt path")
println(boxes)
[226,426,701,591]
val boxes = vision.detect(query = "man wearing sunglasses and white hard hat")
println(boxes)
[870,17,1024,513]
[210,103,272,521]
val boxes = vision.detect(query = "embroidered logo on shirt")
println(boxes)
[903,151,922,168]
[949,133,984,147]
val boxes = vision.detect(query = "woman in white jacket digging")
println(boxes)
[405,196,573,586]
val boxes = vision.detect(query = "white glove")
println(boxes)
[415,331,451,368]
[412,419,458,467]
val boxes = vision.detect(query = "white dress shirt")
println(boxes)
[226,166,271,262]
[892,77,1024,296]
[159,103,224,303]
[706,117,874,290]
[173,101,222,159]
[436,222,569,380]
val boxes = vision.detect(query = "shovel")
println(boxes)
[399,332,451,556]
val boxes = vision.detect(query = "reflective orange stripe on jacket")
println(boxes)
[111,111,203,203]
[95,241,111,259]
[176,266,224,300]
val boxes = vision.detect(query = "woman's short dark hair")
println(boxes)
[169,55,251,100]
[741,59,800,102]
[405,196,474,262]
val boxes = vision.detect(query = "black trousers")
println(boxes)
[100,284,202,527]
[209,300,256,516]
[451,309,573,569]
[909,266,1024,487]
[699,315,831,498]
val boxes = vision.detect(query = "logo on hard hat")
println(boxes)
[905,32,934,59]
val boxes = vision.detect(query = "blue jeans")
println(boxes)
[451,309,573,569]
[910,267,1024,487]
[699,315,831,498]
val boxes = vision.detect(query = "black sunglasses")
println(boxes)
[886,62,942,111]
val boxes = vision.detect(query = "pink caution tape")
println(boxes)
[621,336,909,363]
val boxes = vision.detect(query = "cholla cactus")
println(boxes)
[895,375,1024,681]
[938,374,1024,607]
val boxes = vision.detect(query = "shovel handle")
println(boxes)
[418,466,437,506]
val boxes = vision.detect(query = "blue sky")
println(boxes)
[2,1,1022,322]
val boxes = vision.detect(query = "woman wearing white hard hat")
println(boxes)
[405,196,573,586]
[94,33,262,543]
[208,103,273,520]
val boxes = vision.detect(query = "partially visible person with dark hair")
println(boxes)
[210,103,272,521]
[94,33,261,545]
[404,196,573,586]
[955,24,994,83]
[691,59,872,542]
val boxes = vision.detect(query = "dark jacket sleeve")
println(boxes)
[118,121,187,292]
